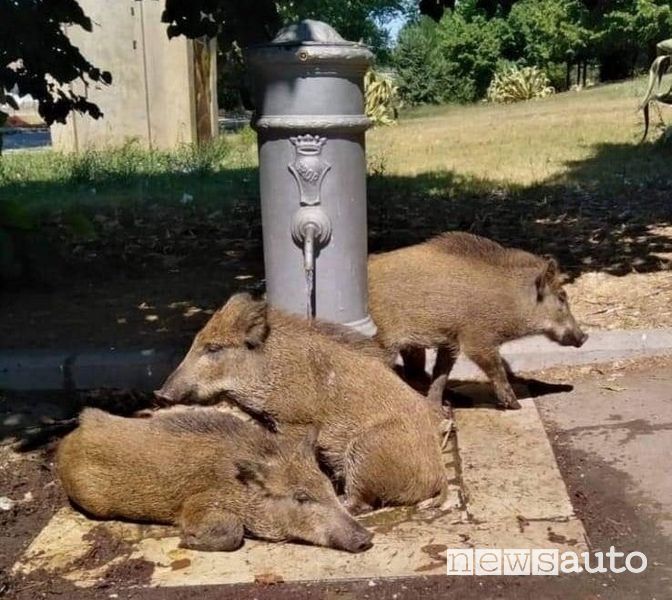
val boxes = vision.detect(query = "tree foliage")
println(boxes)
[394,8,510,104]
[508,0,590,66]
[0,0,111,126]
[594,0,672,80]
[393,18,447,104]
[163,0,417,53]
[394,0,672,105]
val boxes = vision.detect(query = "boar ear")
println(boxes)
[535,258,558,300]
[235,460,268,487]
[243,299,269,349]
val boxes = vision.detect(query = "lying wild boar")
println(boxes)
[368,232,587,410]
[156,293,449,515]
[57,408,373,553]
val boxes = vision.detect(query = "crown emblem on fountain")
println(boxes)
[290,134,327,156]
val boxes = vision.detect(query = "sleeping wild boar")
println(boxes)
[57,408,373,553]
[156,293,450,515]
[368,232,587,410]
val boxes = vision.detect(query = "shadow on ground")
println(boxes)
[0,390,153,449]
[368,141,672,279]
[1,140,672,349]
[401,368,574,411]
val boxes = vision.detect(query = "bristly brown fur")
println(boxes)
[424,231,544,270]
[57,407,372,553]
[157,293,450,514]
[308,319,388,362]
[368,231,586,410]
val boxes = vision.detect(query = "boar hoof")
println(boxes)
[417,496,441,511]
[179,518,245,552]
[179,529,244,552]
[498,398,521,410]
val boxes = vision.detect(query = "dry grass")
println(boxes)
[367,78,672,331]
[368,78,650,186]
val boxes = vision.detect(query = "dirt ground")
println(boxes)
[567,265,672,331]
[2,205,671,351]
[1,357,670,599]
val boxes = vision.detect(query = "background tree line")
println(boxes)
[3,0,672,123]
[393,0,672,105]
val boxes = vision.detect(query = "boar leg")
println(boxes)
[462,345,521,410]
[432,346,457,380]
[178,491,244,552]
[400,347,427,380]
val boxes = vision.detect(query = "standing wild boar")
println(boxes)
[57,408,373,553]
[156,293,449,515]
[368,232,587,410]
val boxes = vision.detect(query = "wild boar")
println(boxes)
[57,408,373,553]
[368,232,588,410]
[156,293,449,515]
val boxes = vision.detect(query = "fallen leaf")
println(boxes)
[254,572,284,586]
[170,558,191,571]
[0,497,15,511]
[600,384,627,392]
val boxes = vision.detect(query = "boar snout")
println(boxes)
[153,389,175,406]
[574,330,589,348]
[559,327,588,348]
[328,517,373,553]
[155,368,193,405]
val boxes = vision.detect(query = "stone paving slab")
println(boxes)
[455,399,576,523]
[14,397,588,588]
[14,508,586,587]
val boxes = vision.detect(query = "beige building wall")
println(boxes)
[51,0,217,152]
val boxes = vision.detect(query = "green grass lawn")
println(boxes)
[368,77,663,190]
[1,76,668,216]
[0,129,259,216]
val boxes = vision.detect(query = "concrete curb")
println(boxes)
[0,348,182,392]
[2,329,672,392]
[449,329,672,379]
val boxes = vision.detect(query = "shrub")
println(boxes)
[393,12,509,105]
[392,17,447,105]
[365,69,402,126]
[436,12,510,103]
[486,65,555,103]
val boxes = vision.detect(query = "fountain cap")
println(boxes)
[246,19,373,70]
[271,20,349,45]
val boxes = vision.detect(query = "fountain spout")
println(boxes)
[291,207,332,319]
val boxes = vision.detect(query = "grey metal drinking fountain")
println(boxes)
[246,19,376,335]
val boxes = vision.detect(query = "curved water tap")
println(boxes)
[291,206,332,318]
[302,222,317,274]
